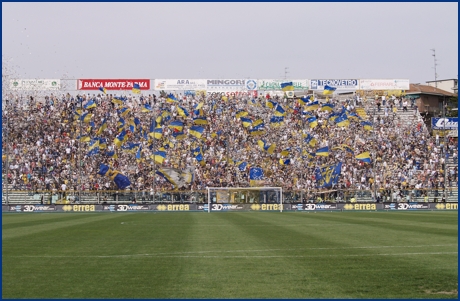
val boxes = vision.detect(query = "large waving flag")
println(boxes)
[189,125,204,138]
[304,101,319,111]
[321,103,334,112]
[114,130,127,147]
[316,146,329,157]
[307,116,318,128]
[315,162,342,188]
[97,118,107,135]
[249,128,265,136]
[84,100,97,109]
[119,107,131,117]
[249,167,264,186]
[237,161,247,171]
[236,110,248,119]
[274,104,286,116]
[280,81,294,91]
[105,150,118,159]
[356,151,371,163]
[153,149,166,164]
[112,97,124,105]
[361,121,374,131]
[152,127,163,139]
[266,99,278,109]
[279,158,291,165]
[98,164,131,189]
[252,118,265,129]
[323,85,336,95]
[257,140,276,154]
[132,83,141,94]
[335,114,350,127]
[156,168,187,188]
[122,142,140,153]
[169,120,184,131]
[270,116,284,127]
[193,117,208,125]
[304,133,317,147]
[172,131,185,140]
[141,103,152,113]
[241,117,253,127]
[177,106,189,117]
[167,93,178,103]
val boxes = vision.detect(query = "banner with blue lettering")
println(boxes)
[310,79,359,90]
[431,118,458,130]
[315,162,342,188]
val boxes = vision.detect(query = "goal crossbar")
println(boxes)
[205,187,283,213]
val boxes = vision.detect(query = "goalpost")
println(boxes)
[205,187,283,213]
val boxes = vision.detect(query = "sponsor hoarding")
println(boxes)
[206,79,257,92]
[9,79,60,90]
[433,203,458,210]
[431,118,458,130]
[154,79,207,91]
[359,79,410,90]
[77,79,150,90]
[310,79,359,91]
[197,204,244,211]
[257,79,309,91]
[383,203,430,210]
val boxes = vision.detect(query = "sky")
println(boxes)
[2,2,458,85]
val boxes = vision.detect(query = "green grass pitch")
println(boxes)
[2,211,458,298]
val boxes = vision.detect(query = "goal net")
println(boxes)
[205,187,283,212]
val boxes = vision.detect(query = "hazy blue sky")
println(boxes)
[2,2,458,84]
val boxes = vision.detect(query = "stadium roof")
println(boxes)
[405,83,456,97]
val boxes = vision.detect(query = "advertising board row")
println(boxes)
[2,202,457,212]
[9,79,410,92]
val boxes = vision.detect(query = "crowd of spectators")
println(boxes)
[2,91,457,198]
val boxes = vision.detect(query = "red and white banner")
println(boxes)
[77,79,150,90]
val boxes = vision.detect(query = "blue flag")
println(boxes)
[314,162,342,188]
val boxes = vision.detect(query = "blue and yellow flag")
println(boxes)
[98,164,131,189]
[323,85,336,95]
[335,114,350,127]
[99,86,107,94]
[96,119,107,135]
[195,152,205,166]
[258,140,276,154]
[249,128,265,136]
[77,135,91,143]
[141,103,152,113]
[79,112,93,123]
[119,107,131,117]
[172,131,186,140]
[105,150,118,159]
[151,127,162,139]
[321,103,334,112]
[153,150,166,164]
[304,134,317,147]
[177,106,189,117]
[169,120,184,131]
[98,137,107,149]
[346,111,360,121]
[193,117,208,125]
[236,110,248,119]
[361,121,373,131]
[114,130,127,147]
[307,116,318,128]
[122,142,140,153]
[252,118,265,129]
[280,82,294,91]
[280,147,291,157]
[270,116,284,127]
[279,158,291,165]
[189,125,204,138]
[241,117,253,127]
[237,161,247,171]
[315,162,342,188]
[194,102,204,110]
[249,167,264,186]
[84,100,97,109]
[298,96,310,106]
[132,83,141,94]
[167,93,178,103]
[112,97,124,105]
[274,104,286,116]
[356,151,371,163]
[316,146,329,157]
[304,101,319,111]
[136,145,143,162]
[266,99,278,109]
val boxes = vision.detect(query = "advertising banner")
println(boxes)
[154,79,207,91]
[359,79,410,90]
[257,79,309,91]
[206,79,258,92]
[431,118,458,130]
[383,203,430,210]
[198,204,245,211]
[432,203,458,210]
[291,203,339,211]
[310,79,359,91]
[9,79,61,90]
[77,79,150,90]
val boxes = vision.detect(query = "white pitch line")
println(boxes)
[5,252,457,259]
